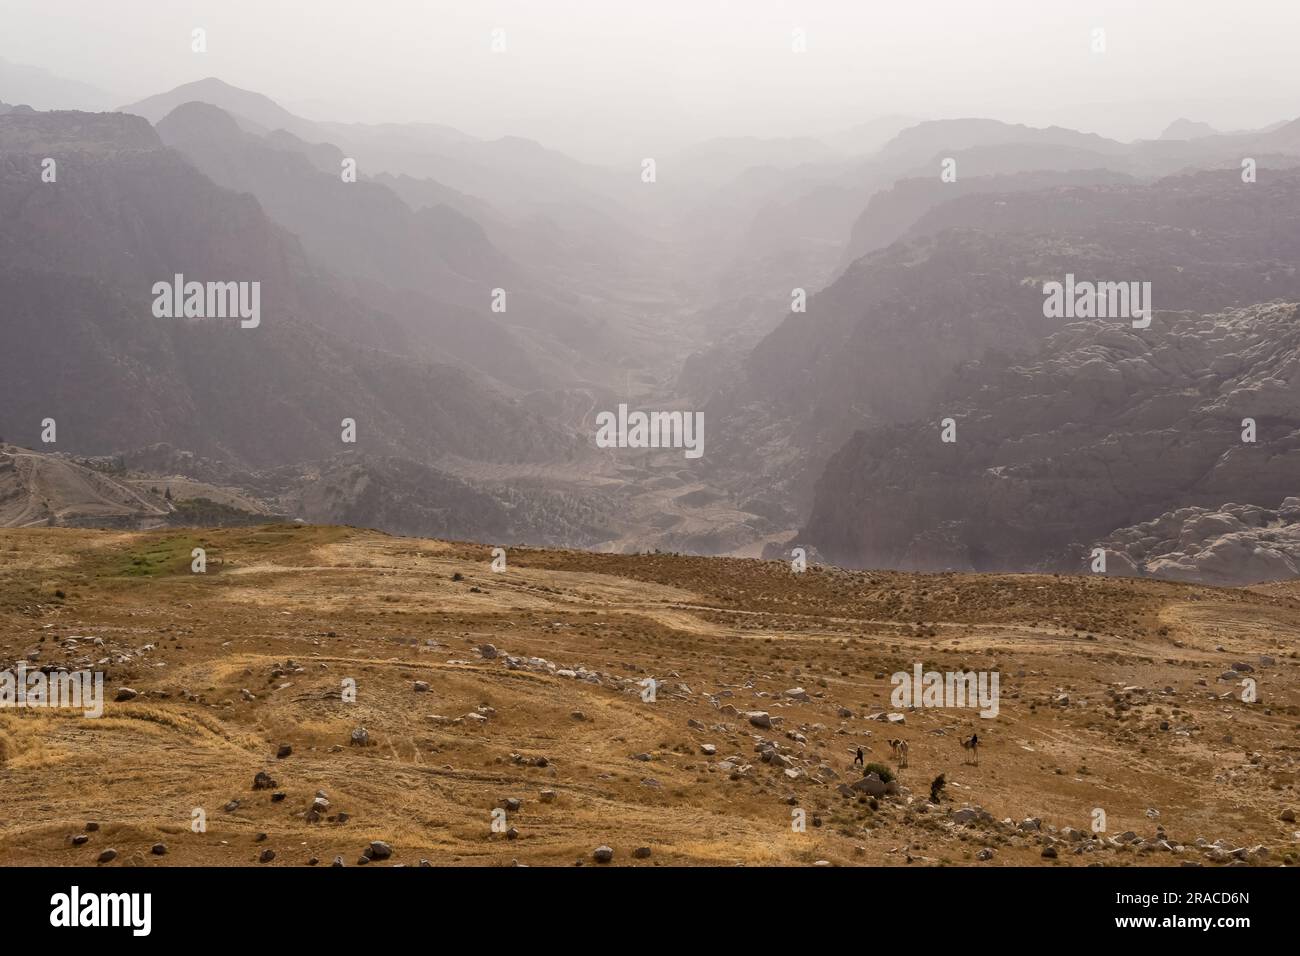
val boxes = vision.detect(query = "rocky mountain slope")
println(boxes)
[0,444,616,548]
[0,110,573,469]
[840,168,1135,269]
[120,78,643,257]
[271,454,616,548]
[711,168,1300,521]
[1098,499,1300,586]
[154,101,611,390]
[801,302,1300,572]
[0,443,277,529]
[0,445,170,528]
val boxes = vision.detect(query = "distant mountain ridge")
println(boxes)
[118,77,321,139]
[1159,118,1219,140]
[8,71,1300,576]
[0,109,573,471]
[0,57,118,111]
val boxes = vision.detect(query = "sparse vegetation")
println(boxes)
[166,497,264,528]
[864,762,894,784]
[0,523,1293,868]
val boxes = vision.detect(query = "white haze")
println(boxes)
[3,0,1300,162]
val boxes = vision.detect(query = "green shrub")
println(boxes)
[863,762,894,783]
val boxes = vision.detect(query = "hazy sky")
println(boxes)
[5,0,1300,162]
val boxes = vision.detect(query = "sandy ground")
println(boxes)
[0,524,1296,867]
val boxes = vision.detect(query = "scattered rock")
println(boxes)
[852,773,888,797]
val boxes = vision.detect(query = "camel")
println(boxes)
[887,738,909,767]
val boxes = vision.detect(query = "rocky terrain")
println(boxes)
[0,445,174,529]
[6,84,1300,581]
[840,169,1135,270]
[0,444,619,550]
[802,302,1300,573]
[0,524,1296,866]
[712,168,1300,522]
[1099,499,1300,586]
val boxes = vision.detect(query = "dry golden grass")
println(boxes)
[0,523,1297,867]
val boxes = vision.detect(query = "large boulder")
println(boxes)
[852,773,888,797]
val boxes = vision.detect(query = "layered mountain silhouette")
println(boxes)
[119,77,324,140]
[0,109,573,471]
[1159,118,1219,140]
[120,78,643,253]
[0,57,118,112]
[153,101,603,390]
[4,70,1300,579]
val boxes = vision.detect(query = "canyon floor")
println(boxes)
[0,524,1297,867]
